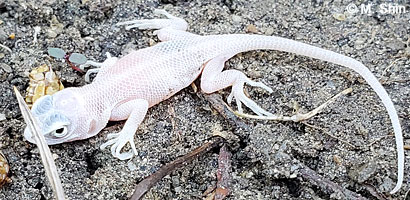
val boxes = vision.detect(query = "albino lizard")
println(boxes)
[23,9,404,194]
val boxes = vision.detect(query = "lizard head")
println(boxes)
[24,88,92,145]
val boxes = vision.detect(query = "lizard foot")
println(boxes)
[227,78,273,116]
[80,52,118,82]
[100,132,138,160]
[116,9,187,31]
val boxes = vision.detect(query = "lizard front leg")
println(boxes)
[80,52,118,82]
[100,99,149,160]
[201,54,274,116]
[117,9,198,41]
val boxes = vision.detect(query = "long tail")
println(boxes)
[227,34,404,194]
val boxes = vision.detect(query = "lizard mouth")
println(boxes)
[24,125,69,145]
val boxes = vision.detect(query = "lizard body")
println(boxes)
[23,9,404,194]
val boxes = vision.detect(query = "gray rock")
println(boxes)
[0,63,12,73]
[348,160,377,183]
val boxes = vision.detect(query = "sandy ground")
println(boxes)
[0,0,409,199]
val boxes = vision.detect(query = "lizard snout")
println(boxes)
[23,127,36,144]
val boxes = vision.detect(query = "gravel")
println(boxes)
[0,0,409,199]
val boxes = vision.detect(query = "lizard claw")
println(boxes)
[245,79,273,93]
[153,9,170,16]
[228,78,274,117]
[100,131,138,160]
[106,132,121,140]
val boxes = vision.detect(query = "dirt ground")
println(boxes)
[0,0,409,199]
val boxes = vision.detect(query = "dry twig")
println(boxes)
[130,137,224,200]
[362,184,388,200]
[214,144,232,200]
[299,165,367,199]
[302,122,358,149]
[233,88,352,122]
[14,87,65,200]
[0,43,12,53]
[201,93,250,131]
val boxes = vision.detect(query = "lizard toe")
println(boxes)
[245,79,273,93]
[106,132,121,140]
[230,84,273,117]
[100,131,138,160]
[100,138,117,150]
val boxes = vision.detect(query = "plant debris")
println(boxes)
[214,144,232,200]
[14,87,66,199]
[25,64,64,108]
[130,137,224,200]
[0,151,12,187]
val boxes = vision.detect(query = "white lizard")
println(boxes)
[23,9,404,194]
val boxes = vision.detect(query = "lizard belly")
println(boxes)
[113,60,203,107]
[145,63,203,106]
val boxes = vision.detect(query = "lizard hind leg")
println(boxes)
[116,9,188,32]
[116,9,196,42]
[201,54,274,116]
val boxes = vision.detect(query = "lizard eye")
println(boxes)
[50,126,68,138]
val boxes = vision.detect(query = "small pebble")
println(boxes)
[0,30,7,41]
[333,155,342,165]
[246,24,258,33]
[326,80,336,90]
[405,47,410,55]
[348,160,377,183]
[332,13,346,21]
[148,38,156,46]
[379,177,394,192]
[174,186,182,193]
[0,113,5,121]
[0,151,11,187]
[47,29,58,38]
[290,165,299,171]
[265,27,274,35]
[232,15,242,23]
[244,171,254,178]
[172,176,180,186]
[0,64,12,73]
[139,165,146,171]
[127,161,137,171]
[9,33,15,40]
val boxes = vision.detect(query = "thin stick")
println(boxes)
[215,144,232,200]
[302,122,357,149]
[201,93,250,131]
[299,165,367,200]
[362,184,388,200]
[0,43,12,53]
[130,137,224,200]
[233,88,353,122]
[381,58,404,78]
[13,87,66,200]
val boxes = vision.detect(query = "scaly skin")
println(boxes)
[24,9,404,194]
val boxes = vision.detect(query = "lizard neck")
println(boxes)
[73,83,115,135]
